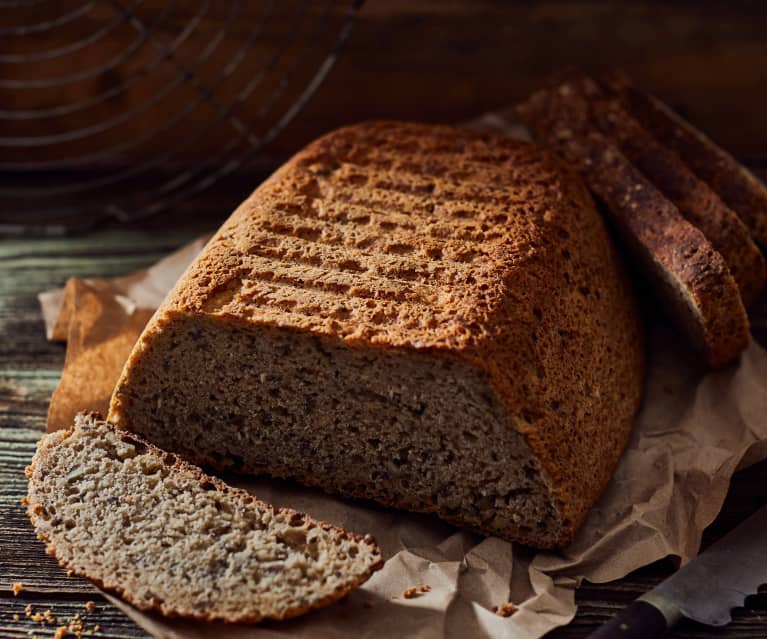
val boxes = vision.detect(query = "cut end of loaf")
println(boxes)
[110,316,569,547]
[109,121,645,549]
[26,412,383,623]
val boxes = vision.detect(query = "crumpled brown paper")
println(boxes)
[38,117,767,638]
[39,237,210,431]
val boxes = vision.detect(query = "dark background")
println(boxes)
[2,0,767,230]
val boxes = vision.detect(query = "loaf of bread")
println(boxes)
[517,78,751,368]
[109,121,645,548]
[26,412,382,622]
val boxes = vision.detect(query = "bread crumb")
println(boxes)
[54,627,67,639]
[25,604,33,616]
[85,601,96,612]
[13,613,20,621]
[402,584,431,599]
[93,625,100,633]
[493,602,518,617]
[44,609,56,624]
[68,613,84,637]
[66,569,74,577]
[32,612,43,622]
[12,582,24,595]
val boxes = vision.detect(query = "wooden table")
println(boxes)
[2,218,766,639]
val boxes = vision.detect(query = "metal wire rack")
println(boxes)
[0,0,360,235]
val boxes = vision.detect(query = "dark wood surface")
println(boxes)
[1,215,766,638]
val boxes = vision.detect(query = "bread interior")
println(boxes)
[110,313,564,545]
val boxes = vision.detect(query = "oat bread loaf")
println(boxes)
[26,412,382,622]
[109,121,645,549]
[518,79,750,368]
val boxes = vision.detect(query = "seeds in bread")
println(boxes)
[518,81,750,368]
[26,412,383,623]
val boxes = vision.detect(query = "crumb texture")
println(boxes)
[26,413,382,623]
[109,316,564,545]
[109,121,645,548]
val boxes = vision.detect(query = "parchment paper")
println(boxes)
[38,115,767,638]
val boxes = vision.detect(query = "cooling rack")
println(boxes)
[0,0,361,235]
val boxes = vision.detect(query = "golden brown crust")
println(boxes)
[26,412,383,624]
[110,121,645,547]
[517,81,750,368]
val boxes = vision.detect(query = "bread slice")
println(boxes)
[602,71,767,251]
[108,121,645,549]
[517,81,750,368]
[577,77,766,307]
[25,412,383,623]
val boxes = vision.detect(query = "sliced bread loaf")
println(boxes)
[602,71,767,251]
[577,77,766,307]
[25,412,383,623]
[517,80,750,368]
[108,121,645,549]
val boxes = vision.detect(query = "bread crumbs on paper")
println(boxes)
[493,602,518,617]
[12,582,24,595]
[85,601,96,612]
[13,613,20,621]
[25,603,33,616]
[402,584,431,599]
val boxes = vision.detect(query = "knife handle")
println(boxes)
[586,600,670,639]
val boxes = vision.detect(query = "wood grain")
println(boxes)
[1,226,766,638]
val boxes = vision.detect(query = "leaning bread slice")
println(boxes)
[577,76,766,307]
[518,81,750,368]
[25,412,383,623]
[602,70,767,251]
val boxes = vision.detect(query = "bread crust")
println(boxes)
[602,71,767,251]
[110,121,646,548]
[577,77,766,307]
[26,412,383,623]
[518,81,750,368]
